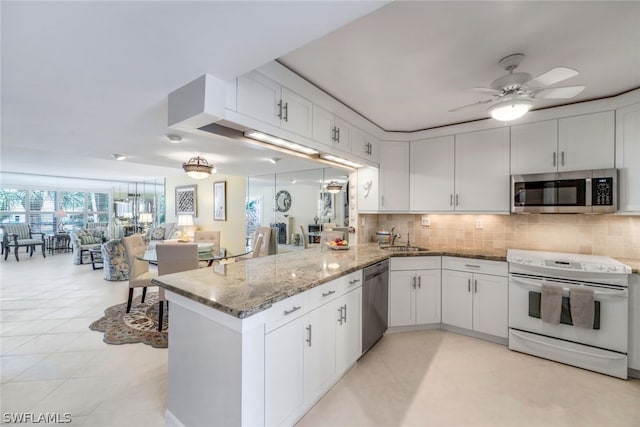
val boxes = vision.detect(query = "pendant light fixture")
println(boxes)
[326,181,343,194]
[487,98,533,122]
[183,156,214,179]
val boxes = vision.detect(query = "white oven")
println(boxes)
[507,249,631,379]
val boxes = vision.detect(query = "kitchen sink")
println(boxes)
[380,246,429,252]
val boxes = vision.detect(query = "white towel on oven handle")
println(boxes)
[540,282,563,325]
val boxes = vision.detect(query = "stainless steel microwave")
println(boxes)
[512,169,617,213]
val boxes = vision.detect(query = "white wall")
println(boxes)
[165,174,247,255]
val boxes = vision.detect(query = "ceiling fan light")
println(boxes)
[488,99,533,122]
[183,155,214,179]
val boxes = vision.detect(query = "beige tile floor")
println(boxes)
[2,252,639,426]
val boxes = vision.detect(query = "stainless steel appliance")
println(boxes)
[508,249,631,378]
[512,169,617,213]
[362,259,389,354]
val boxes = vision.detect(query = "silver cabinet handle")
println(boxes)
[338,307,344,325]
[418,276,422,289]
[322,290,336,298]
[283,306,301,316]
[474,279,478,293]
[349,278,361,285]
[332,126,337,142]
[336,127,340,142]
[277,100,283,119]
[283,102,289,122]
[455,194,459,206]
[561,151,565,166]
[381,195,384,207]
[306,324,312,346]
[342,304,347,323]
[464,264,480,269]
[450,194,453,206]
[366,142,372,155]
[553,152,557,167]
[412,276,417,289]
[468,278,471,292]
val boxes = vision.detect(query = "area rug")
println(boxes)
[89,292,168,348]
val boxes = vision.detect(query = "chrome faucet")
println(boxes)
[390,227,401,246]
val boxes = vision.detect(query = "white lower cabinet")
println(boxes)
[264,278,362,427]
[389,257,441,327]
[265,315,305,427]
[629,274,640,372]
[441,257,508,339]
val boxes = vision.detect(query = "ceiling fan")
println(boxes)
[449,53,586,121]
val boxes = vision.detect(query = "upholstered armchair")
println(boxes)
[101,239,129,281]
[69,228,104,265]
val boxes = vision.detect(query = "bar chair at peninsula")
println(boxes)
[155,243,199,331]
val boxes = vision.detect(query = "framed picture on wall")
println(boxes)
[176,185,197,216]
[214,181,226,221]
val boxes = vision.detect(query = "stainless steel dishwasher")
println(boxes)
[362,259,389,354]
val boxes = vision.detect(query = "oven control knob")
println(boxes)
[608,266,618,272]
[513,257,523,263]
[596,265,606,271]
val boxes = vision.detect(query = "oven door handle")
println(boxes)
[510,275,628,298]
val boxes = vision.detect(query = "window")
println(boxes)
[0,189,27,225]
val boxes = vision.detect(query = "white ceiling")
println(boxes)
[2,1,639,184]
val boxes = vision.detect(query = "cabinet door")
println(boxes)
[615,102,640,212]
[357,166,379,212]
[312,106,334,146]
[281,87,313,138]
[304,303,336,406]
[441,270,473,330]
[511,120,559,174]
[472,273,508,338]
[378,141,410,211]
[415,269,442,325]
[389,271,416,327]
[265,317,305,427]
[335,287,362,375]
[455,127,510,212]
[237,71,281,127]
[333,117,352,153]
[410,136,455,211]
[558,111,615,171]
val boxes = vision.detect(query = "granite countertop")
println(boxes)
[152,243,506,319]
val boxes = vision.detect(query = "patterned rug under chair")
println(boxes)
[90,292,168,348]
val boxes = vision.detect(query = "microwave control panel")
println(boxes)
[592,177,613,206]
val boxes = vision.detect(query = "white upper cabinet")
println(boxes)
[511,112,615,175]
[312,106,351,153]
[616,102,640,212]
[511,120,559,174]
[411,128,509,213]
[558,111,615,171]
[237,71,312,138]
[410,136,455,211]
[378,141,409,211]
[351,127,379,162]
[357,166,379,212]
[455,127,510,212]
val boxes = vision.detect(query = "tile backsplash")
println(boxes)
[359,213,640,259]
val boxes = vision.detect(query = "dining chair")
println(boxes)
[193,230,221,254]
[249,226,273,257]
[251,234,264,258]
[155,243,199,331]
[122,234,158,313]
[299,225,309,249]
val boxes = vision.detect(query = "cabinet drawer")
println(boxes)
[390,256,441,271]
[442,256,507,276]
[265,292,307,333]
[338,270,363,294]
[309,277,343,308]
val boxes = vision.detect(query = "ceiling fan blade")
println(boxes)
[528,67,579,87]
[535,85,586,99]
[472,87,500,95]
[448,99,493,113]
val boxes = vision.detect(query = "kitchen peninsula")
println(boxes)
[154,243,508,427]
